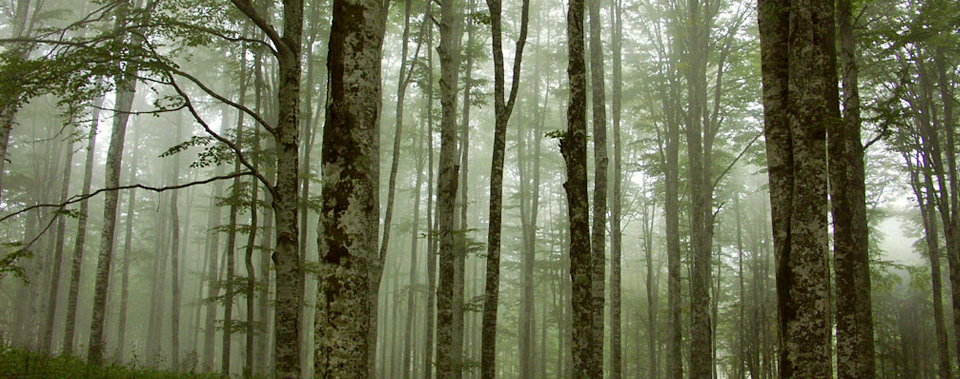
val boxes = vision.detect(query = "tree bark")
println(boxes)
[757,0,836,376]
[203,162,224,371]
[831,0,876,377]
[587,0,607,373]
[116,136,139,362]
[315,0,383,375]
[435,0,462,376]
[170,116,183,371]
[423,18,438,378]
[561,0,595,375]
[87,0,138,365]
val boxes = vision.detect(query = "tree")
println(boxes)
[314,0,384,375]
[561,0,596,376]
[831,0,876,376]
[480,0,529,373]
[757,0,835,376]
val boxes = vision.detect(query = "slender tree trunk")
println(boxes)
[423,21,438,379]
[562,0,595,375]
[223,66,249,376]
[315,0,382,375]
[480,0,529,374]
[587,0,608,374]
[87,1,139,365]
[170,117,183,371]
[62,97,102,355]
[403,69,427,379]
[435,0,462,376]
[204,163,224,371]
[453,12,476,377]
[832,0,876,377]
[116,137,139,362]
[41,131,74,355]
[609,0,623,376]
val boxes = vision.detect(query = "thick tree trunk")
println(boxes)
[62,97,102,355]
[315,0,382,376]
[562,0,595,375]
[832,1,876,377]
[87,1,138,364]
[757,0,836,376]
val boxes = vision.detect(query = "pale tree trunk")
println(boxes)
[435,0,462,376]
[735,195,745,379]
[223,66,248,376]
[147,186,170,369]
[203,162,224,371]
[453,10,476,377]
[62,97,102,355]
[561,0,595,375]
[314,0,382,375]
[480,0,529,374]
[831,0,876,377]
[587,0,607,373]
[244,46,265,379]
[662,46,683,379]
[757,0,835,376]
[905,154,953,379]
[642,195,657,379]
[116,132,140,362]
[402,55,428,379]
[170,116,183,371]
[87,0,139,365]
[41,130,75,355]
[608,0,623,376]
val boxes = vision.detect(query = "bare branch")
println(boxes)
[0,171,255,224]
[712,132,761,192]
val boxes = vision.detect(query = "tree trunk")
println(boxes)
[116,136,139,362]
[832,0,876,377]
[435,0,462,376]
[204,162,225,371]
[87,1,138,365]
[480,0,529,374]
[757,0,835,376]
[561,0,595,375]
[170,116,183,371]
[315,0,382,375]
[40,130,74,355]
[223,65,249,376]
[424,19,437,378]
[609,0,623,376]
[587,0,608,373]
[62,97,102,355]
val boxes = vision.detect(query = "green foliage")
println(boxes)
[0,348,227,378]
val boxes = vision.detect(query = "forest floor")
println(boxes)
[0,347,228,379]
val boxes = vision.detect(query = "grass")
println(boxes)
[0,347,228,379]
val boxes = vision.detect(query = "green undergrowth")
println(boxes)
[0,348,228,379]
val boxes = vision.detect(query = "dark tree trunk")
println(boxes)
[315,0,383,375]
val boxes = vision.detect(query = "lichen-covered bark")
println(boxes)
[757,0,835,376]
[831,0,876,377]
[62,98,101,355]
[562,0,595,375]
[435,0,461,376]
[315,0,383,376]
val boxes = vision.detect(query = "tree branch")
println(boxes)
[712,132,761,192]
